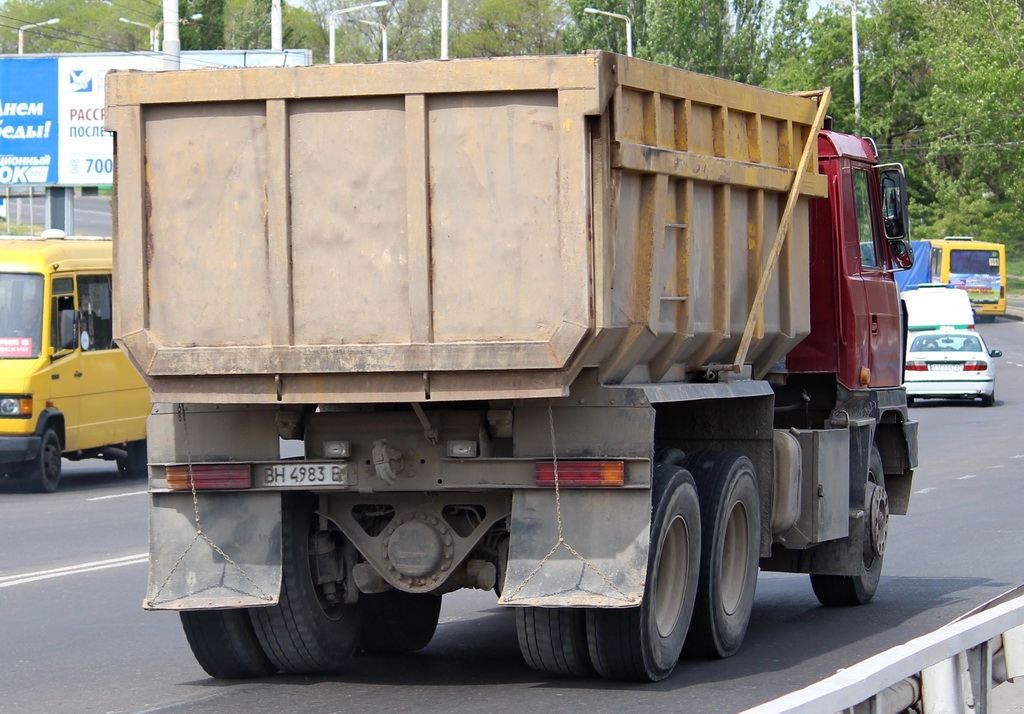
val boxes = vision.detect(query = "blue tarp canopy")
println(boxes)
[895,241,933,292]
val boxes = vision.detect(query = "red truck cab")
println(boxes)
[787,130,913,390]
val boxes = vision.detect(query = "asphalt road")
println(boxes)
[2,318,1023,713]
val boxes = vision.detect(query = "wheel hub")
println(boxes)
[383,512,455,586]
[867,483,888,557]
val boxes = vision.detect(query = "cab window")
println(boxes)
[853,169,880,269]
[51,276,75,354]
[78,275,114,352]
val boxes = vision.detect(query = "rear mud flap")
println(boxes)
[144,491,282,610]
[499,488,650,607]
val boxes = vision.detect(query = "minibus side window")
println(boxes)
[51,295,76,352]
[78,275,114,352]
[50,277,76,355]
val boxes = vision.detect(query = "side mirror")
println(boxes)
[990,349,1003,358]
[59,309,79,351]
[879,164,913,269]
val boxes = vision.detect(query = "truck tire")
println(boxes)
[27,429,62,493]
[116,440,147,479]
[360,590,442,654]
[516,606,592,677]
[682,451,760,659]
[811,447,887,606]
[180,609,277,679]
[654,447,687,466]
[586,463,701,682]
[250,493,361,673]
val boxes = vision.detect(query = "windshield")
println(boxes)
[0,274,45,359]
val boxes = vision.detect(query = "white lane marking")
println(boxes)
[87,490,147,502]
[991,465,1005,469]
[914,487,936,494]
[1013,455,1024,459]
[0,553,147,589]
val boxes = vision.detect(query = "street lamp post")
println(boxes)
[329,1,388,64]
[120,17,160,52]
[18,18,59,55]
[441,0,449,59]
[120,14,201,54]
[358,20,388,62]
[825,0,861,130]
[583,7,632,57]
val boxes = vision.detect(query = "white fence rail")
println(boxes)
[743,586,1024,714]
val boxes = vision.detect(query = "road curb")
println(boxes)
[1003,307,1024,322]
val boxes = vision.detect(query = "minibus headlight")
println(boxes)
[0,396,32,417]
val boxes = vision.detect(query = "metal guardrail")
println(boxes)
[742,586,1024,714]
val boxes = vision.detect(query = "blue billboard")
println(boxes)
[0,50,311,187]
[0,57,59,184]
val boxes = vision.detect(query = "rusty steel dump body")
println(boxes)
[106,52,826,404]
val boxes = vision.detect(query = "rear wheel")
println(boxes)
[517,606,592,677]
[180,609,277,679]
[682,451,760,659]
[27,429,62,493]
[586,463,701,682]
[250,494,361,673]
[116,440,147,479]
[980,389,995,407]
[360,590,442,654]
[810,446,887,606]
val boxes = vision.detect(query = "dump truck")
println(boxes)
[105,52,918,683]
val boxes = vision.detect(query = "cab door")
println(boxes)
[76,273,124,448]
[851,165,902,386]
[40,276,81,447]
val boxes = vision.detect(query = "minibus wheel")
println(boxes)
[27,429,62,493]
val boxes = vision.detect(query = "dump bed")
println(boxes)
[106,52,827,404]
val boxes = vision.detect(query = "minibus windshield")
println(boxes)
[0,274,45,358]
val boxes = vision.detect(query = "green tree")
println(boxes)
[0,0,160,54]
[562,0,645,57]
[915,0,1024,244]
[224,0,271,50]
[451,0,565,57]
[179,0,225,50]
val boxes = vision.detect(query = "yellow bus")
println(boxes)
[0,231,150,492]
[928,236,1006,319]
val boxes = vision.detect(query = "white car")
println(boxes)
[904,329,1001,406]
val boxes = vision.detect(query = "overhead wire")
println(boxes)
[0,11,287,69]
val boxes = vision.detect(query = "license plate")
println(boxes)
[257,463,350,487]
[930,363,962,372]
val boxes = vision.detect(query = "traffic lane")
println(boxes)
[0,569,532,714]
[899,318,1024,581]
[0,562,204,714]
[0,564,1012,714]
[0,460,147,575]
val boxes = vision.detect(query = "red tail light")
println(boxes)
[536,461,625,487]
[963,361,987,371]
[905,361,928,371]
[166,464,251,490]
